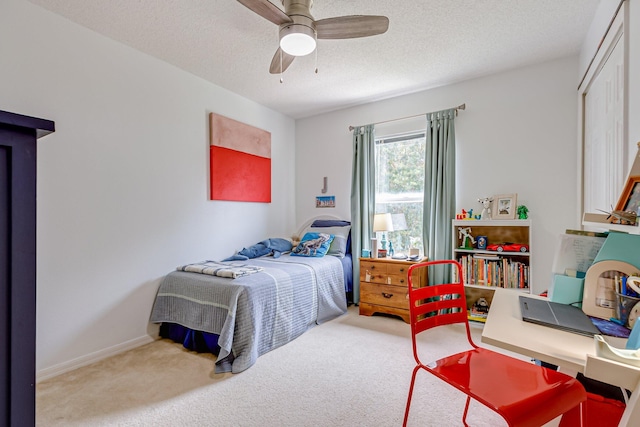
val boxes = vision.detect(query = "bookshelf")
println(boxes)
[452,219,532,322]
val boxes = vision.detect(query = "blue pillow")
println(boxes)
[291,232,334,257]
[310,219,350,227]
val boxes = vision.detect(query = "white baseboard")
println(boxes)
[36,335,156,383]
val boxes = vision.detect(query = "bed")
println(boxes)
[149,218,352,374]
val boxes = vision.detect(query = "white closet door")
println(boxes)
[583,34,625,215]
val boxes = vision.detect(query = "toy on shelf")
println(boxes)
[456,208,478,220]
[597,207,637,225]
[458,227,475,249]
[517,205,529,220]
[486,243,529,253]
[478,197,493,220]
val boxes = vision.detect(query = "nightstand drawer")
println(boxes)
[360,282,408,309]
[360,260,386,280]
[387,264,413,286]
[360,260,385,271]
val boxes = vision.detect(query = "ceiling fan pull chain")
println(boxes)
[280,49,284,83]
[315,44,318,74]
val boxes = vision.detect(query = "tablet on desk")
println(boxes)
[519,295,601,337]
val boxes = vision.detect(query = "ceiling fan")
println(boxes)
[237,0,389,74]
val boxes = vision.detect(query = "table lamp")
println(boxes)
[373,213,394,252]
[390,213,408,257]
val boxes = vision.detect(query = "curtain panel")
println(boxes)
[350,124,375,304]
[422,109,456,284]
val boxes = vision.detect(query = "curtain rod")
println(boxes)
[348,103,466,132]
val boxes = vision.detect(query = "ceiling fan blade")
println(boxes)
[237,0,292,26]
[316,15,389,39]
[269,48,296,74]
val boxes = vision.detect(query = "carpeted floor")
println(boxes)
[37,306,534,426]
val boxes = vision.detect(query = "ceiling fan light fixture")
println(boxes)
[280,24,316,56]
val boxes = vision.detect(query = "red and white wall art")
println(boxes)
[209,112,271,203]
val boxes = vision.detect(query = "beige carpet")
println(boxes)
[37,306,531,426]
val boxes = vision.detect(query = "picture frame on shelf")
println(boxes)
[615,175,640,215]
[492,193,517,219]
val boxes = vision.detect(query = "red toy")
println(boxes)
[486,243,529,253]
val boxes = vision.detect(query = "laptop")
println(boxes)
[519,295,600,337]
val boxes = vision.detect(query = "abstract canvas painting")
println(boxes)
[209,113,271,203]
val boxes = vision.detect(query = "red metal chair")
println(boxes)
[403,260,586,427]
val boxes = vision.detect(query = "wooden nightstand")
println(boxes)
[359,257,428,323]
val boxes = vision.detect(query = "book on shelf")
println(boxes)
[467,310,488,323]
[456,254,529,289]
[473,254,501,261]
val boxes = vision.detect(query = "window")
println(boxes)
[375,132,425,254]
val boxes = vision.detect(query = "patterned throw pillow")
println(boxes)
[309,225,350,258]
[291,232,334,257]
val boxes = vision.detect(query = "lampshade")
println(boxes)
[280,24,316,56]
[373,213,394,232]
[391,213,408,231]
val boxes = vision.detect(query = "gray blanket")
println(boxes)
[176,260,264,278]
[149,254,347,373]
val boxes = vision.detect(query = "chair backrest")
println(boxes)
[406,260,477,356]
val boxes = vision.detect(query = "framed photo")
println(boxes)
[316,195,335,208]
[615,176,640,214]
[492,193,517,219]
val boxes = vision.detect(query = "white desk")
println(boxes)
[481,289,640,427]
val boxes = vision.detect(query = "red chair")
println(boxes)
[403,260,586,427]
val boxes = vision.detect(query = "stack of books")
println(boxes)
[468,307,488,323]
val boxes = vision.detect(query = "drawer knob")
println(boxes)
[382,292,393,299]
[399,279,405,283]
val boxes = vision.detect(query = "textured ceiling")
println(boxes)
[27,0,600,119]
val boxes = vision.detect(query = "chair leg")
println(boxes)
[462,395,471,427]
[403,365,421,427]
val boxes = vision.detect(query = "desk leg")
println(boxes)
[619,381,640,427]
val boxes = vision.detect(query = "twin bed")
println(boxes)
[149,218,352,373]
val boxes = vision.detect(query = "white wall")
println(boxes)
[296,57,580,296]
[1,0,296,379]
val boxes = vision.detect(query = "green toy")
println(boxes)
[517,205,529,220]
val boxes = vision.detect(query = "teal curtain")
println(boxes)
[350,124,375,304]
[422,109,456,284]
